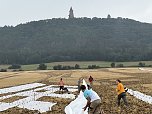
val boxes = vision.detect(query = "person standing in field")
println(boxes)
[80,85,102,114]
[89,76,94,86]
[59,78,64,93]
[116,79,128,107]
[77,77,83,92]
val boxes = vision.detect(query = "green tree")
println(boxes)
[38,63,47,70]
[88,65,100,69]
[111,62,115,68]
[0,69,7,72]
[139,62,145,67]
[75,64,80,69]
[53,65,62,70]
[8,64,21,69]
[117,64,124,68]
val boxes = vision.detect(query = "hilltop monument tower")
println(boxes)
[107,14,111,18]
[69,7,74,19]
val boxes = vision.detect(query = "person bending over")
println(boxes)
[80,85,102,114]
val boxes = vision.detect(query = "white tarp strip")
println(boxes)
[0,83,45,94]
[83,79,88,90]
[128,89,152,104]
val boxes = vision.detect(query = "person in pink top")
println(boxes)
[59,78,64,93]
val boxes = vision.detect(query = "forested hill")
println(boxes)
[0,17,152,64]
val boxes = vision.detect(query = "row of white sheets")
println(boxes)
[0,83,77,113]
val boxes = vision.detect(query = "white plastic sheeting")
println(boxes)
[65,79,88,114]
[82,79,88,89]
[138,68,152,72]
[0,83,77,113]
[0,83,45,94]
[18,101,56,113]
[128,89,152,104]
[65,91,88,114]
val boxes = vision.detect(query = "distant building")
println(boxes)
[117,17,123,20]
[107,14,111,19]
[69,7,74,19]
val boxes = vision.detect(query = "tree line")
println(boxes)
[0,17,152,64]
[0,62,150,72]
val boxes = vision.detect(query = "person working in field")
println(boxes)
[80,85,102,114]
[116,79,128,107]
[59,78,64,93]
[77,77,83,92]
[88,76,94,86]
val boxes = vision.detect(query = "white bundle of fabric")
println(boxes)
[65,79,88,114]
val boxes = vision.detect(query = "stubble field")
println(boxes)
[0,68,152,114]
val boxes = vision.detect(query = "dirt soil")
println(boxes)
[37,96,73,114]
[95,82,152,114]
[0,68,152,114]
[0,96,26,103]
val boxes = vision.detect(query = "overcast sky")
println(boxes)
[0,0,152,26]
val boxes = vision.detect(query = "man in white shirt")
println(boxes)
[80,85,102,114]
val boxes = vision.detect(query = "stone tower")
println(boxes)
[107,14,111,19]
[69,7,74,19]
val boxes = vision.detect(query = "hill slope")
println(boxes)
[0,17,152,64]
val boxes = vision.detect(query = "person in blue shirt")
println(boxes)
[80,85,102,114]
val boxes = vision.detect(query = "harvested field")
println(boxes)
[0,68,151,114]
[0,71,47,88]
[1,107,39,114]
[143,84,152,89]
[108,68,143,73]
[93,83,152,114]
[38,96,73,113]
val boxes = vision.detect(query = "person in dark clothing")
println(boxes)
[77,77,83,92]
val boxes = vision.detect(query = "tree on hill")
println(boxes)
[37,63,47,70]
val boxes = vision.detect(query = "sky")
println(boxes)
[0,0,152,26]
